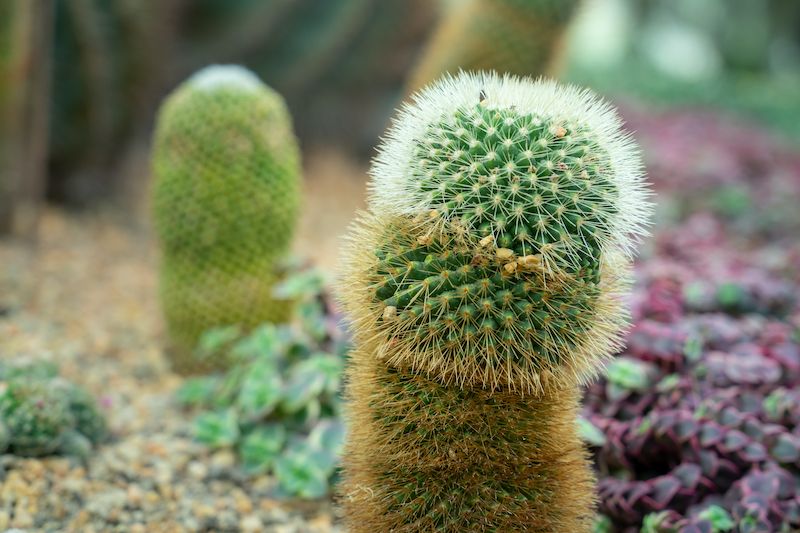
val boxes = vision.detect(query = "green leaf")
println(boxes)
[592,515,613,533]
[770,434,800,463]
[239,424,286,475]
[683,333,704,362]
[280,365,327,414]
[641,512,673,533]
[606,358,652,391]
[293,355,343,396]
[656,374,681,392]
[274,449,330,499]
[716,282,746,308]
[697,505,735,532]
[710,185,750,217]
[197,326,241,358]
[236,362,282,420]
[272,270,325,301]
[577,417,606,447]
[308,419,346,457]
[230,324,282,361]
[193,410,240,448]
[176,377,220,408]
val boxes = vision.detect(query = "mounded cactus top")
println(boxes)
[152,64,300,262]
[372,73,650,264]
[342,72,652,392]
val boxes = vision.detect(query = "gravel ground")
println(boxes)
[0,209,343,532]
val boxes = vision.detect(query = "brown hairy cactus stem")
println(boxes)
[341,349,596,532]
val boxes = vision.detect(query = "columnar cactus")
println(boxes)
[338,72,651,531]
[152,65,301,374]
[407,0,583,93]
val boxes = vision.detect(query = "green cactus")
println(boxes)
[152,65,301,375]
[0,378,74,456]
[62,381,107,444]
[408,0,583,92]
[338,72,651,531]
[0,365,107,457]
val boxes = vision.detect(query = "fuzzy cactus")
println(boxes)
[152,65,301,375]
[408,0,583,93]
[338,72,651,532]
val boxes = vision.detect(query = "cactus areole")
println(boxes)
[338,72,651,532]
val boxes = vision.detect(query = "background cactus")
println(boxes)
[338,72,651,531]
[407,0,583,93]
[152,65,301,375]
[0,0,51,236]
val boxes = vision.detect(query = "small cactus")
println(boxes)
[408,0,583,92]
[0,371,106,458]
[0,378,72,456]
[152,65,301,374]
[338,72,651,531]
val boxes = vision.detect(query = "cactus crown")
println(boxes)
[372,73,650,262]
[341,72,651,392]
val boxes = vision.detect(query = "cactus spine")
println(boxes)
[152,65,301,375]
[408,0,582,93]
[338,72,651,531]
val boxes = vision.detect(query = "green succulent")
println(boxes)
[0,361,107,458]
[177,268,348,499]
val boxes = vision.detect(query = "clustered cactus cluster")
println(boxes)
[0,361,107,458]
[152,65,301,374]
[408,0,583,92]
[584,202,800,531]
[338,72,651,531]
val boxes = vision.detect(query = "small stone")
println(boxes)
[127,484,144,507]
[210,450,236,471]
[11,509,33,528]
[240,514,263,532]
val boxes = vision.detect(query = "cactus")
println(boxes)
[408,0,583,93]
[0,378,72,456]
[0,370,106,458]
[0,0,51,235]
[152,65,301,375]
[338,72,651,531]
[49,0,171,202]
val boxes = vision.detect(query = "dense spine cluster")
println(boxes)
[338,72,650,531]
[152,65,301,374]
[408,0,583,92]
